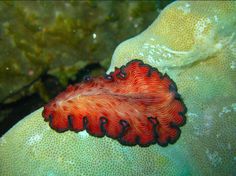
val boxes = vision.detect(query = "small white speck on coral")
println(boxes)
[150,37,155,41]
[214,15,219,23]
[218,104,235,118]
[138,52,144,56]
[230,61,236,70]
[26,134,43,146]
[195,76,200,80]
[177,3,191,15]
[195,18,211,39]
[78,130,89,139]
[231,103,236,111]
[205,148,222,167]
[222,107,231,113]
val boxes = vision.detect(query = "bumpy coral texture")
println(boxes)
[43,60,186,147]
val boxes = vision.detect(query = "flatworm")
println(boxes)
[42,60,187,147]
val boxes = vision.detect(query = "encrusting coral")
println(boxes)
[1,1,236,175]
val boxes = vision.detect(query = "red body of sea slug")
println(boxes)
[42,60,187,147]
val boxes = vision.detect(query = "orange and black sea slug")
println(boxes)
[42,60,187,147]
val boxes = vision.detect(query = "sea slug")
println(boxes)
[42,60,186,147]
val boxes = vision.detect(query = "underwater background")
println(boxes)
[0,1,236,176]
